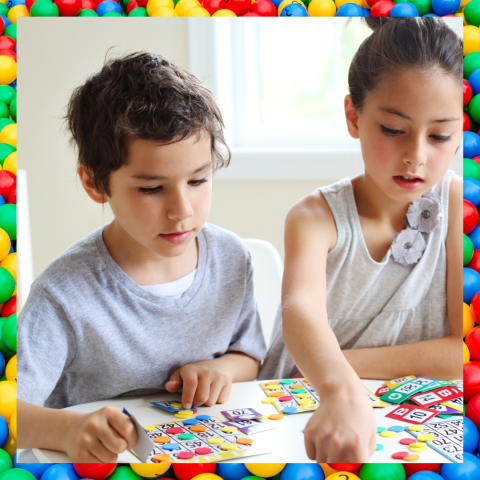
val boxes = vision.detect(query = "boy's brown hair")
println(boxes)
[65,52,231,196]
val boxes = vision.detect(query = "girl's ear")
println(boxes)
[77,166,108,204]
[344,94,360,140]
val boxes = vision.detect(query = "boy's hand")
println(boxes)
[65,406,138,462]
[165,363,232,410]
[304,384,376,462]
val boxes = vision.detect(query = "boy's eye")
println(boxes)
[430,134,451,143]
[139,186,162,194]
[189,178,207,186]
[380,125,404,136]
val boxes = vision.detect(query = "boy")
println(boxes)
[18,52,266,462]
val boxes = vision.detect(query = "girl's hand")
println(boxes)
[304,383,376,463]
[165,363,232,410]
[65,406,138,462]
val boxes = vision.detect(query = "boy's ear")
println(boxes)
[77,166,107,204]
[344,94,360,140]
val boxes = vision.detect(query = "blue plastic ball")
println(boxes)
[40,465,81,480]
[217,464,251,480]
[469,226,480,250]
[440,452,480,480]
[465,267,480,304]
[336,2,364,15]
[431,0,460,15]
[363,6,370,14]
[465,417,480,454]
[280,3,309,15]
[410,473,443,480]
[464,132,480,159]
[0,353,4,379]
[10,0,25,6]
[0,415,7,449]
[279,463,325,480]
[13,454,55,480]
[390,1,419,15]
[423,12,439,15]
[269,0,283,7]
[0,15,10,30]
[96,0,122,15]
[8,81,15,92]
[465,177,480,208]
[470,69,480,98]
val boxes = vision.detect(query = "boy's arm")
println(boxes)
[281,192,376,462]
[342,176,463,381]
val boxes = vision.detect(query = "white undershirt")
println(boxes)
[140,269,197,299]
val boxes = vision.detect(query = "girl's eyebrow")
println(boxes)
[131,162,212,181]
[378,107,460,124]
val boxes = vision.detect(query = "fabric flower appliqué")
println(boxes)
[391,191,442,267]
[391,228,427,266]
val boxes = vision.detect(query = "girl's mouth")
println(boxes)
[393,175,424,190]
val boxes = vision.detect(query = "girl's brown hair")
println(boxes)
[348,18,462,112]
[65,52,231,196]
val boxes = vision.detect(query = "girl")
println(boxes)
[260,18,463,463]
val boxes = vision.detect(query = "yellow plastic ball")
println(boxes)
[175,0,200,15]
[183,6,210,14]
[464,26,480,57]
[361,0,369,7]
[3,432,15,458]
[0,0,6,5]
[245,464,286,477]
[0,124,16,148]
[464,341,471,365]
[335,0,361,7]
[0,57,16,86]
[1,253,16,283]
[277,0,305,14]
[130,464,171,477]
[320,465,339,477]
[9,409,15,441]
[0,381,16,422]
[461,0,471,8]
[192,475,224,480]
[5,354,15,382]
[465,302,476,337]
[308,0,336,15]
[150,6,178,14]
[0,228,11,263]
[146,0,174,15]
[327,473,360,480]
[212,8,237,15]
[3,152,15,175]
[7,4,29,24]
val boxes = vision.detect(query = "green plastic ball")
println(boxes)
[465,0,480,27]
[0,205,16,241]
[2,314,15,353]
[465,158,480,182]
[359,464,406,480]
[394,0,432,14]
[78,8,99,15]
[0,449,12,475]
[129,7,148,15]
[0,4,8,16]
[469,94,480,124]
[0,145,14,168]
[0,102,8,121]
[9,99,15,123]
[156,465,175,479]
[3,25,15,43]
[0,373,5,381]
[0,120,13,135]
[465,52,480,80]
[107,468,142,480]
[30,0,60,15]
[241,477,264,480]
[465,234,474,266]
[0,87,15,107]
[0,469,37,480]
[103,11,123,15]
[0,318,13,358]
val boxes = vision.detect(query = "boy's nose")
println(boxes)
[167,190,193,220]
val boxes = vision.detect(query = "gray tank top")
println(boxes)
[259,171,453,380]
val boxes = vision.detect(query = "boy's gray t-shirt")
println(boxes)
[18,222,266,408]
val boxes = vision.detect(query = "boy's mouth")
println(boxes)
[159,230,192,244]
[393,175,424,190]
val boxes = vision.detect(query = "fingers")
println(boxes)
[179,368,198,409]
[166,369,182,393]
[88,437,119,463]
[107,407,138,451]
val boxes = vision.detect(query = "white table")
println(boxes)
[28,379,452,463]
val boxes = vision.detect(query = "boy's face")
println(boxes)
[346,71,462,204]
[106,134,213,259]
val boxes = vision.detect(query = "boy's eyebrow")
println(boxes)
[131,162,212,181]
[379,108,461,124]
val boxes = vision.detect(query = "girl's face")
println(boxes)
[345,70,462,203]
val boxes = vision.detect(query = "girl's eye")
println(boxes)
[430,135,451,143]
[139,186,162,194]
[189,178,207,186]
[380,125,404,136]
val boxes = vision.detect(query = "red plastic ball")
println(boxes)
[172,465,216,480]
[202,0,227,14]
[328,464,362,472]
[0,171,15,204]
[243,11,261,14]
[464,361,480,402]
[82,0,97,9]
[203,0,250,14]
[465,79,473,108]
[466,393,480,431]
[0,50,16,63]
[464,199,478,235]
[250,0,277,15]
[7,187,15,206]
[54,0,82,15]
[467,326,480,362]
[467,250,480,275]
[471,291,480,323]
[135,0,148,8]
[0,37,15,52]
[370,0,394,15]
[73,464,117,480]
[0,18,4,37]
[465,112,472,132]
[402,463,441,478]
[26,0,38,10]
[1,296,15,318]
[126,0,138,13]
